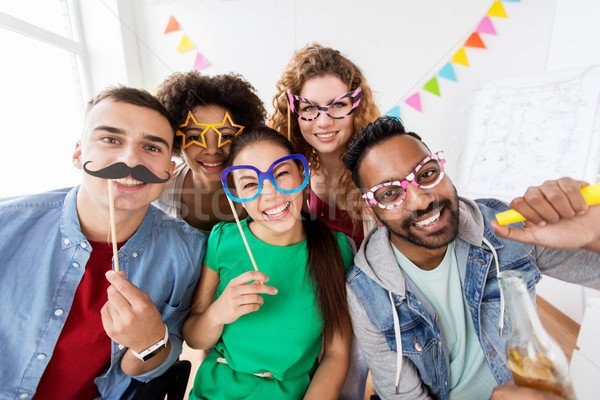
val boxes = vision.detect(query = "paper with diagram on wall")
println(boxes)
[458,65,600,203]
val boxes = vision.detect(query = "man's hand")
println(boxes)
[490,379,565,400]
[101,270,166,353]
[492,178,600,251]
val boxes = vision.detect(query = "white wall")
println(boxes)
[130,0,557,180]
[536,0,600,323]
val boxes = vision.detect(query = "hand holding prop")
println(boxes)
[495,182,600,225]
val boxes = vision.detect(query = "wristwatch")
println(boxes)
[131,324,169,362]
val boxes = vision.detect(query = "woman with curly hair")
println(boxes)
[271,43,380,249]
[155,72,266,233]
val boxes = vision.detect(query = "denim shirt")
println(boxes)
[0,187,205,400]
[347,198,541,400]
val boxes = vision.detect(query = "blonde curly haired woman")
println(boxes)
[271,43,380,250]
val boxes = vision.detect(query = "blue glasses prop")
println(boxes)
[221,154,309,202]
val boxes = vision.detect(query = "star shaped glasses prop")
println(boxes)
[287,87,362,121]
[177,111,245,149]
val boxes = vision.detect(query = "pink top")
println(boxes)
[308,188,364,249]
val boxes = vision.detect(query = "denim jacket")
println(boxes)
[346,197,600,400]
[0,187,205,400]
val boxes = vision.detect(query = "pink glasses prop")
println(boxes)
[362,152,446,209]
[286,87,362,121]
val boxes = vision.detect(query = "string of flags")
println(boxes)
[164,16,211,71]
[386,0,520,117]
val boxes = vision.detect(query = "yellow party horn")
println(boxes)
[496,183,600,225]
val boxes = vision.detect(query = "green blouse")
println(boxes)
[189,219,354,400]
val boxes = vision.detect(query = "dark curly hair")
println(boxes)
[155,72,267,156]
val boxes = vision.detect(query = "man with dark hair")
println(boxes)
[0,87,205,399]
[343,116,600,399]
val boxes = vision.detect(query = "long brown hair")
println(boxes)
[227,125,350,344]
[271,43,381,221]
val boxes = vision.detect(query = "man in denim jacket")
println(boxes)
[342,116,600,400]
[0,87,205,399]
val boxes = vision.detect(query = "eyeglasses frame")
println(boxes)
[221,154,310,203]
[362,151,446,209]
[286,87,362,122]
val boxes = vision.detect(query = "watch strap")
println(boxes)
[130,324,169,362]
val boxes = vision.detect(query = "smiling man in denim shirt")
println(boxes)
[342,116,600,400]
[0,87,205,400]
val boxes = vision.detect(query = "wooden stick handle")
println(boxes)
[226,196,259,272]
[107,179,120,272]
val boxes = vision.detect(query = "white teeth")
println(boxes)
[316,132,337,139]
[115,177,143,186]
[201,160,224,167]
[414,211,441,227]
[264,202,290,217]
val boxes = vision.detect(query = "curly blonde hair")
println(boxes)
[271,43,380,221]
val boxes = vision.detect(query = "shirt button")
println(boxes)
[414,341,423,352]
[63,238,70,245]
[54,309,64,316]
[72,262,79,268]
[36,353,46,360]
[132,252,138,258]
[80,242,87,249]
[20,394,30,399]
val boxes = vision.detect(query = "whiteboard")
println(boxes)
[458,66,600,202]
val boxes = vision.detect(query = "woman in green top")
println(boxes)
[183,126,354,399]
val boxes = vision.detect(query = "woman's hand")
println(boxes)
[210,270,278,325]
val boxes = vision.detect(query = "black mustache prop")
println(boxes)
[83,161,170,184]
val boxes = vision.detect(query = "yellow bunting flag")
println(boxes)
[451,48,469,66]
[487,1,508,18]
[164,16,181,34]
[177,34,195,53]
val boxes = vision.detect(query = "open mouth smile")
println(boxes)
[263,202,290,219]
[413,210,442,227]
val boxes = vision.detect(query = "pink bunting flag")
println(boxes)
[475,16,497,35]
[193,51,211,70]
[404,92,422,112]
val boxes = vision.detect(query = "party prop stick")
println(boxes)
[287,101,291,141]
[225,196,259,272]
[496,182,600,225]
[107,179,120,272]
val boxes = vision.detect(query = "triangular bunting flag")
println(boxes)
[193,51,211,70]
[423,77,440,96]
[451,48,469,66]
[404,93,422,112]
[475,17,497,35]
[164,16,181,34]
[177,34,195,52]
[438,63,457,82]
[488,1,508,18]
[385,105,401,119]
[465,32,486,49]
